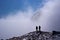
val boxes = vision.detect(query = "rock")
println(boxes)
[7,31,60,40]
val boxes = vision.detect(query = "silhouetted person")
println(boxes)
[39,26,41,31]
[36,26,38,33]
[39,25,42,34]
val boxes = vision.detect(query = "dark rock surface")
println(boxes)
[6,31,60,40]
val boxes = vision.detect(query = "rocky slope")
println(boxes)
[6,31,60,40]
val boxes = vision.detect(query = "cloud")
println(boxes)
[0,0,60,39]
[32,0,60,31]
[0,7,35,39]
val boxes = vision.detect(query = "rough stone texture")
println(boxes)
[6,31,60,40]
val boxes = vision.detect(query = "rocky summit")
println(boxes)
[6,26,60,40]
[6,31,60,40]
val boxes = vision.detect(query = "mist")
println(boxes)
[0,0,60,39]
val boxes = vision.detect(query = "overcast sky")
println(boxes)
[0,0,60,39]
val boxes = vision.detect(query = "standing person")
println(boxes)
[36,26,38,33]
[39,26,41,31]
[38,26,41,36]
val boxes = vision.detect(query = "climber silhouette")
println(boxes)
[36,25,41,33]
[36,26,38,32]
[39,26,41,31]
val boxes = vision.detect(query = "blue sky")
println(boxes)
[0,0,47,39]
[0,0,60,39]
[0,0,45,18]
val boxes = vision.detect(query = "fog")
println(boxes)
[0,0,60,39]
